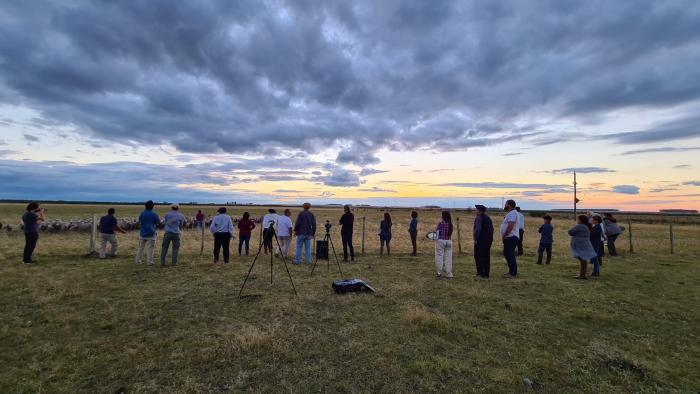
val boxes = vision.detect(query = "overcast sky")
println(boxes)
[1,1,699,210]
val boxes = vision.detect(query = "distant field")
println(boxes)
[1,203,699,392]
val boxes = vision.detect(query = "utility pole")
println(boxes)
[573,171,579,220]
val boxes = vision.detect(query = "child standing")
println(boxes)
[537,215,553,264]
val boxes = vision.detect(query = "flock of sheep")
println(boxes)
[0,216,261,233]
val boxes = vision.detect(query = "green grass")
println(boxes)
[1,205,699,393]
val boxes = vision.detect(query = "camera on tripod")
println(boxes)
[324,220,332,233]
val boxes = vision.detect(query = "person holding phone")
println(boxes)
[22,202,46,264]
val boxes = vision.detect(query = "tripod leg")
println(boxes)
[238,240,265,297]
[310,244,319,276]
[328,234,343,275]
[273,233,297,295]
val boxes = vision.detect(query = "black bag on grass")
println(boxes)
[332,278,375,294]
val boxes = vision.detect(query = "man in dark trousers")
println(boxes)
[473,204,493,278]
[22,202,46,264]
[339,204,355,262]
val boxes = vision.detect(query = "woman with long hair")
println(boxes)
[568,215,599,279]
[434,211,454,278]
[379,212,392,256]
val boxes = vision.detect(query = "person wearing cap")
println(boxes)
[473,204,494,278]
[135,200,161,266]
[294,202,316,264]
[339,205,355,262]
[500,199,519,278]
[210,207,235,264]
[515,206,525,256]
[160,204,186,266]
[537,215,554,264]
[262,208,278,254]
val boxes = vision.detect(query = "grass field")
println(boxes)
[1,204,699,393]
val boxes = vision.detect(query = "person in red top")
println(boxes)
[195,210,205,230]
[237,212,256,256]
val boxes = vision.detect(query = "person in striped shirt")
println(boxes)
[434,211,454,278]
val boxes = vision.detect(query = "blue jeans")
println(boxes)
[592,256,601,275]
[295,235,313,264]
[503,236,518,276]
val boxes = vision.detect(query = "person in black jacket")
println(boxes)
[473,204,494,278]
[590,215,603,277]
[339,205,355,262]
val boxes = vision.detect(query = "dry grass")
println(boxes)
[1,204,699,392]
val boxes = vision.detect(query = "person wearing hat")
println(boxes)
[262,208,279,254]
[135,200,161,266]
[210,207,235,264]
[500,199,519,278]
[537,215,554,264]
[473,204,494,278]
[160,204,186,266]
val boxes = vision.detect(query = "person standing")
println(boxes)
[237,212,255,256]
[98,208,125,259]
[294,203,316,265]
[276,209,293,259]
[435,211,454,278]
[379,212,392,256]
[515,206,525,256]
[603,213,622,256]
[473,205,493,278]
[590,215,604,276]
[161,204,186,266]
[210,207,234,264]
[21,202,45,264]
[262,208,278,254]
[135,200,161,266]
[408,211,418,256]
[537,215,554,265]
[568,215,599,279]
[500,199,519,278]
[339,205,355,262]
[195,210,205,231]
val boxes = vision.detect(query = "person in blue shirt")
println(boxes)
[135,200,161,266]
[161,204,185,266]
[408,211,418,256]
[537,215,554,264]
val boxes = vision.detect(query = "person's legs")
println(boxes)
[160,233,171,266]
[145,236,156,265]
[222,234,230,263]
[545,243,552,264]
[483,243,491,277]
[386,239,391,256]
[213,233,222,263]
[99,233,109,258]
[607,234,618,255]
[109,234,118,257]
[435,240,444,275]
[592,256,601,276]
[135,238,145,264]
[474,244,481,276]
[171,234,180,265]
[23,233,38,262]
[238,236,244,255]
[341,233,349,261]
[294,236,303,264]
[517,229,524,256]
[348,234,354,260]
[410,231,417,255]
[503,236,518,276]
[444,240,453,277]
[380,239,385,256]
[304,236,312,264]
[577,257,588,279]
[537,242,545,264]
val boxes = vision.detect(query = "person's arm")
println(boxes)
[209,217,216,233]
[503,221,515,241]
[568,225,577,236]
[473,216,481,242]
[116,224,127,234]
[36,209,46,222]
[538,225,543,233]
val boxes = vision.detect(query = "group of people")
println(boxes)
[19,200,624,280]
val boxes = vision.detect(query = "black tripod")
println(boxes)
[239,221,297,297]
[310,222,343,276]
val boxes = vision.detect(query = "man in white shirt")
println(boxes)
[209,207,234,264]
[515,206,525,256]
[275,209,294,259]
[500,199,519,278]
[262,208,278,254]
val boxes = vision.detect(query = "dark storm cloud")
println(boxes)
[312,167,361,187]
[1,1,699,165]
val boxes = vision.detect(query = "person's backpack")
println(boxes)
[332,278,375,294]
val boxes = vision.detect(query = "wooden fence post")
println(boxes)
[628,220,634,254]
[456,217,462,254]
[361,216,365,255]
[90,214,97,254]
[669,223,674,254]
